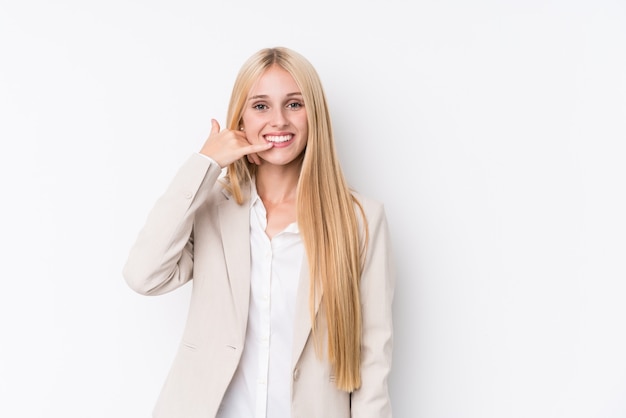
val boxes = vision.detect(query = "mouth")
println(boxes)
[264,134,293,144]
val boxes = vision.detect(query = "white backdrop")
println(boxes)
[1,0,625,417]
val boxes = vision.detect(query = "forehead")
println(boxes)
[247,65,300,96]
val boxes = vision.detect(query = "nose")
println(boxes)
[269,107,288,127]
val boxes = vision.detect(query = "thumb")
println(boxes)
[210,118,221,136]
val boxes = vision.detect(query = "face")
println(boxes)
[241,64,308,167]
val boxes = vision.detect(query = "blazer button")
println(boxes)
[293,368,300,381]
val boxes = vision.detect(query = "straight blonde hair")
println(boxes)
[223,47,367,392]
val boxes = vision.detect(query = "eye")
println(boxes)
[253,103,268,110]
[287,102,303,110]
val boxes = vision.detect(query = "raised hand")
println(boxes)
[199,119,273,167]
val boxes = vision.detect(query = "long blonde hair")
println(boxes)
[224,47,367,391]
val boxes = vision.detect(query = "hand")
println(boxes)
[199,119,273,168]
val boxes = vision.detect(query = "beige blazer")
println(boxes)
[123,153,395,418]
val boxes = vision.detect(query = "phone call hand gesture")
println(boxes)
[199,119,273,168]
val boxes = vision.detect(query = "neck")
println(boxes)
[255,165,300,204]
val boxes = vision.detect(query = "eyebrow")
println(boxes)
[248,92,303,100]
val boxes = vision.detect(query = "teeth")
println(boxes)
[265,135,292,143]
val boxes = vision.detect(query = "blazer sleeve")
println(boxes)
[122,153,223,296]
[350,200,396,417]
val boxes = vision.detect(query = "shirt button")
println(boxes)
[293,368,300,381]
[184,191,193,199]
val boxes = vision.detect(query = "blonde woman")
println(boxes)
[123,46,395,418]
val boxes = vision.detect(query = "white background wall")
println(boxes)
[1,0,625,417]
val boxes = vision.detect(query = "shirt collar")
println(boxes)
[249,178,261,208]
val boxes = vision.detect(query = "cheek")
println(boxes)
[242,115,261,133]
[296,113,308,131]
[241,113,251,128]
[241,109,259,125]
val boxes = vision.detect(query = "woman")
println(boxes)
[123,46,395,418]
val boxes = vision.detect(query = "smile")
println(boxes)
[265,135,293,143]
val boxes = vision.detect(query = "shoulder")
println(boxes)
[351,190,386,221]
[350,190,392,249]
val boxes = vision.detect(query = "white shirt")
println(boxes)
[217,180,304,418]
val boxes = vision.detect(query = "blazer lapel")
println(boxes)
[218,183,322,368]
[291,257,323,369]
[218,189,252,342]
